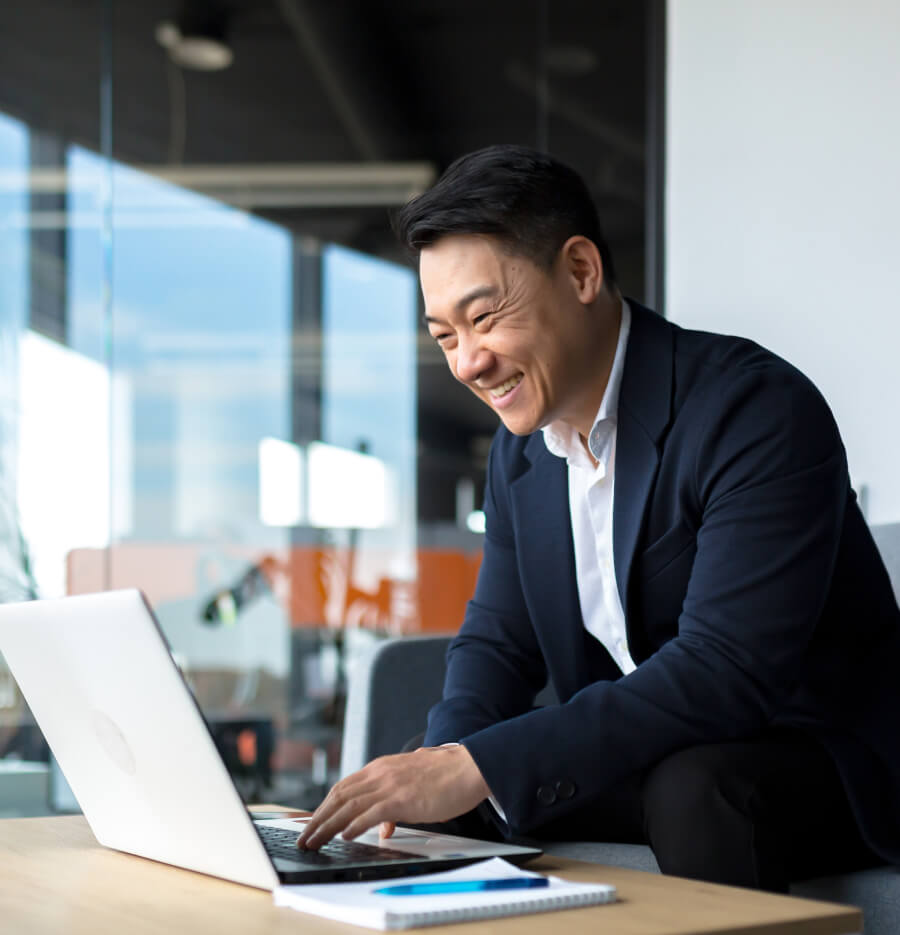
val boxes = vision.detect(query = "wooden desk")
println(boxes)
[0,816,861,935]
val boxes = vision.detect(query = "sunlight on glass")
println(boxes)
[307,442,391,530]
[258,437,303,527]
[17,332,109,597]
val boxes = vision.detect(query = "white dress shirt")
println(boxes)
[541,300,636,675]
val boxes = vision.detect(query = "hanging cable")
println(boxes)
[165,59,187,164]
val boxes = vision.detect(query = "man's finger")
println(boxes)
[296,775,379,847]
[341,803,399,844]
[303,780,403,848]
[379,821,396,840]
[299,793,381,850]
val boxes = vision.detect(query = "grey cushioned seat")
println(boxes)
[543,840,900,931]
[340,522,900,934]
[542,840,661,873]
[791,867,900,933]
[340,634,455,776]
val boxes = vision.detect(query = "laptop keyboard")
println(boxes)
[258,825,425,865]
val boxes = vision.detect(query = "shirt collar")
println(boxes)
[542,299,632,470]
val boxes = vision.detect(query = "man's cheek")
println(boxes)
[471,387,493,409]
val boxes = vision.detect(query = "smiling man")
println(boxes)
[298,144,900,891]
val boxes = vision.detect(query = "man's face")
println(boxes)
[420,234,599,436]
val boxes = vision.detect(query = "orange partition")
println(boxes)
[67,543,482,635]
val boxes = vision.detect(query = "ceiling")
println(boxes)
[0,0,649,485]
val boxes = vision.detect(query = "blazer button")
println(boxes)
[555,779,576,800]
[536,784,557,806]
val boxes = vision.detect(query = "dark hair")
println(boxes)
[393,144,617,287]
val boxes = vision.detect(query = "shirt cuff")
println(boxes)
[486,794,509,823]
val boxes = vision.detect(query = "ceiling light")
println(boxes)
[155,16,233,72]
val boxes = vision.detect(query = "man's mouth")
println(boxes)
[488,374,523,399]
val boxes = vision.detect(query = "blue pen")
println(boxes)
[374,877,549,896]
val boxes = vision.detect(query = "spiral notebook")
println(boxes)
[274,857,617,930]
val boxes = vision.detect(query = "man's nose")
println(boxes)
[454,336,492,384]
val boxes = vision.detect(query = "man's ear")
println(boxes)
[560,236,604,303]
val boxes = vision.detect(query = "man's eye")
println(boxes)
[432,333,451,343]
[473,312,491,326]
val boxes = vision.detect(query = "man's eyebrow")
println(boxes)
[423,285,499,325]
[455,285,498,312]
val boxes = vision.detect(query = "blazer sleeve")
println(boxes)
[458,367,851,836]
[424,437,548,747]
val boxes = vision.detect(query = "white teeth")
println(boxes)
[489,374,523,398]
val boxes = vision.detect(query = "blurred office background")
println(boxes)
[0,0,655,813]
[2,0,898,816]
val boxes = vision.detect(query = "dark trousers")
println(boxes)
[404,728,881,892]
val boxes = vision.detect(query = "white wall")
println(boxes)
[666,0,900,523]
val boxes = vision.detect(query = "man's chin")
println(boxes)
[498,414,541,436]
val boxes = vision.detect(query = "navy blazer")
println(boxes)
[425,302,900,862]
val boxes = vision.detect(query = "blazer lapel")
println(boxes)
[510,434,592,699]
[613,303,675,631]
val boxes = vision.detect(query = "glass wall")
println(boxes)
[1,126,422,810]
[0,0,648,814]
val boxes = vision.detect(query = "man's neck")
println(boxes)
[570,292,623,442]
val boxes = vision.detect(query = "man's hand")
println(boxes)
[296,744,491,850]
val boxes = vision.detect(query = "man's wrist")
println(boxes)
[437,742,489,796]
[444,743,507,823]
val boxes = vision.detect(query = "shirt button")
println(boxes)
[555,779,577,800]
[536,785,557,806]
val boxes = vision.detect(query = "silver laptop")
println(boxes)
[0,589,540,889]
